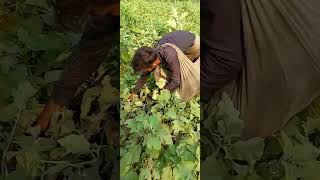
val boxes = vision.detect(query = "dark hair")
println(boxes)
[132,46,159,72]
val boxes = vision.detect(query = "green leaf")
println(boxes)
[298,161,320,180]
[225,137,265,169]
[37,138,57,152]
[159,124,173,145]
[161,166,173,180]
[201,155,232,180]
[100,76,119,106]
[50,147,67,160]
[12,81,37,109]
[13,135,34,150]
[147,136,161,150]
[25,0,50,11]
[304,117,320,134]
[149,115,160,130]
[134,101,143,107]
[83,166,101,180]
[280,131,320,163]
[215,94,244,138]
[0,104,19,122]
[15,150,40,177]
[121,151,133,166]
[44,164,68,175]
[81,86,100,119]
[44,70,62,83]
[57,134,90,154]
[2,168,29,180]
[157,89,171,104]
[139,168,152,180]
[19,16,43,34]
[122,171,139,180]
[130,145,142,163]
[165,107,177,120]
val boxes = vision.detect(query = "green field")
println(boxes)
[120,0,200,179]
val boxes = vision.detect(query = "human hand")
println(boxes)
[127,92,138,102]
[32,101,62,134]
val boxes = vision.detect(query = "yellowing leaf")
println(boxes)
[156,78,166,89]
[161,166,173,180]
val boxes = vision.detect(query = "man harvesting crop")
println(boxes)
[32,0,119,134]
[128,30,200,102]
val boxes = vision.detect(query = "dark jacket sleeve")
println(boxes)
[132,73,149,94]
[161,46,181,92]
[52,14,119,106]
[200,0,244,103]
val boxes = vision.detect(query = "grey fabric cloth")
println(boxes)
[231,0,320,138]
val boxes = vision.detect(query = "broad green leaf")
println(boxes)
[139,168,152,180]
[2,168,29,180]
[149,115,160,130]
[297,161,320,180]
[13,135,34,150]
[122,171,139,180]
[159,124,173,145]
[12,81,37,109]
[83,166,101,180]
[134,101,143,107]
[304,117,320,134]
[157,89,171,104]
[121,151,133,166]
[0,104,19,122]
[25,0,50,11]
[44,164,68,175]
[161,166,173,180]
[147,136,161,151]
[215,94,244,138]
[15,150,40,177]
[100,76,119,106]
[120,165,131,177]
[130,145,142,163]
[280,131,320,162]
[37,138,57,152]
[44,70,62,83]
[50,147,67,160]
[152,168,161,179]
[225,137,265,169]
[165,107,177,120]
[201,155,232,180]
[57,134,90,154]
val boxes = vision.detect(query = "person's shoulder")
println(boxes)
[158,44,175,53]
[167,30,193,35]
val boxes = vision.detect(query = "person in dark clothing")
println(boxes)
[201,0,320,139]
[33,0,119,133]
[200,0,243,103]
[128,30,200,101]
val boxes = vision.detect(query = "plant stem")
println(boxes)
[1,110,21,177]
